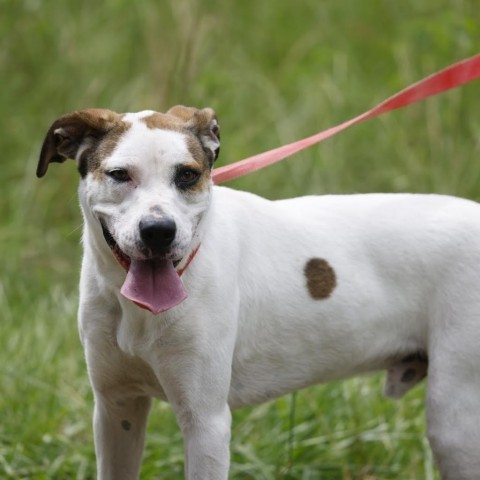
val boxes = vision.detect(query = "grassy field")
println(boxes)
[1,0,479,478]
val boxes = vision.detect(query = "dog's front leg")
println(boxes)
[152,337,234,479]
[173,376,232,480]
[180,403,232,480]
[93,390,152,480]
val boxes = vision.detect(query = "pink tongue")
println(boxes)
[120,259,188,314]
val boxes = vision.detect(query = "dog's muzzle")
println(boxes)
[99,219,189,315]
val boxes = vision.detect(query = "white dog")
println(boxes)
[38,106,480,480]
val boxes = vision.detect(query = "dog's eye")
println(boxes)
[106,168,131,183]
[175,168,201,188]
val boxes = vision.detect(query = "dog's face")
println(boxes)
[38,106,220,313]
[38,106,220,264]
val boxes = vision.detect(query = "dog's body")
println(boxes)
[38,106,480,479]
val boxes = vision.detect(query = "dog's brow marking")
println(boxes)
[185,134,214,171]
[121,420,132,431]
[304,258,336,300]
[88,121,132,179]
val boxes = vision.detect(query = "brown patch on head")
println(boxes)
[184,135,212,174]
[141,112,185,131]
[140,108,219,193]
[166,105,199,122]
[304,258,336,300]
[141,106,220,168]
[87,121,131,179]
[37,108,129,178]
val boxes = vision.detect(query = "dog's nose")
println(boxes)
[139,217,177,253]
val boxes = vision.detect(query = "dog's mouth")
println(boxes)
[100,222,187,314]
[101,223,131,271]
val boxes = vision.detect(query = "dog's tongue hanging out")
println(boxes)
[120,259,188,314]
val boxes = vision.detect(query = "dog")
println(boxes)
[37,105,480,480]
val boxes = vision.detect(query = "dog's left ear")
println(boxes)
[168,105,221,164]
[37,108,120,178]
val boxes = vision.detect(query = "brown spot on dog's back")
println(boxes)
[304,258,336,299]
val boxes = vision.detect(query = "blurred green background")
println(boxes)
[1,0,479,478]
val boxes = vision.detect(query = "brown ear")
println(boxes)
[167,105,220,162]
[37,108,120,178]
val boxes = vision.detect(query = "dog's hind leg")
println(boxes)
[93,390,152,480]
[426,292,480,479]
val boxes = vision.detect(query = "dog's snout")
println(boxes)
[139,217,177,253]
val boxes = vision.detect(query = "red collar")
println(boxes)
[176,243,201,277]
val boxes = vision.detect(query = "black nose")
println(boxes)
[139,217,177,254]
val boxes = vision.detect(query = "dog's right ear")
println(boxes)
[167,105,220,164]
[37,108,120,178]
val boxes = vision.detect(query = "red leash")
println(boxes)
[212,54,480,185]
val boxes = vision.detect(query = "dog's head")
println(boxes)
[38,106,220,313]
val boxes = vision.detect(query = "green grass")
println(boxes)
[1,0,479,478]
